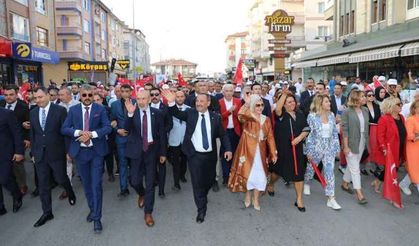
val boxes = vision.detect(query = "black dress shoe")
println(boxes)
[94,220,102,234]
[117,189,130,198]
[171,185,181,192]
[68,191,76,206]
[34,213,54,227]
[212,182,220,192]
[294,202,306,213]
[13,196,23,213]
[0,206,7,216]
[158,191,166,198]
[31,188,39,197]
[108,174,115,182]
[268,191,275,197]
[86,212,93,223]
[196,213,205,224]
[180,177,187,183]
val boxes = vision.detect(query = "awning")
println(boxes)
[349,45,402,63]
[317,54,349,66]
[292,60,317,68]
[401,42,419,57]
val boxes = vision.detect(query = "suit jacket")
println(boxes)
[190,94,221,113]
[156,103,173,133]
[124,107,167,159]
[0,99,30,141]
[169,105,232,158]
[376,114,405,166]
[330,94,347,116]
[61,103,112,158]
[364,103,381,124]
[30,103,67,162]
[110,99,133,144]
[218,97,242,136]
[300,95,314,117]
[300,90,313,106]
[341,107,370,154]
[0,108,24,162]
[185,93,196,107]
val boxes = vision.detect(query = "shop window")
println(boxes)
[35,0,46,15]
[36,27,48,47]
[10,13,30,41]
[84,42,90,54]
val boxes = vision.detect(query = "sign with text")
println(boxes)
[265,10,295,34]
[68,62,109,72]
[116,60,130,70]
[268,39,291,44]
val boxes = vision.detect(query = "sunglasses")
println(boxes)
[367,94,374,97]
[81,93,93,98]
[246,92,251,95]
[255,103,264,108]
[150,93,160,97]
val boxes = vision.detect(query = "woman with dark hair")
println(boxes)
[267,90,310,212]
[374,86,386,106]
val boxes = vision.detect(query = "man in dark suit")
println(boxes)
[150,87,172,198]
[300,78,315,106]
[0,108,24,216]
[48,87,60,104]
[186,80,220,112]
[330,83,347,116]
[0,84,30,195]
[300,82,327,117]
[110,84,133,198]
[30,87,76,228]
[124,89,167,227]
[250,83,271,117]
[162,90,232,224]
[62,84,112,233]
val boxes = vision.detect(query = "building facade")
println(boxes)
[151,59,197,81]
[123,28,150,80]
[225,31,250,72]
[294,0,419,83]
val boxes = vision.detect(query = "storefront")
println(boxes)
[68,61,109,84]
[0,37,12,85]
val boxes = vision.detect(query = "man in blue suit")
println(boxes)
[162,90,232,224]
[30,87,76,228]
[0,108,24,216]
[62,84,112,234]
[110,84,133,198]
[124,89,167,227]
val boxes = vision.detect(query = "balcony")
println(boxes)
[55,1,82,13]
[59,50,84,60]
[324,5,334,20]
[56,26,83,36]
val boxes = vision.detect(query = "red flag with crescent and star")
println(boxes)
[382,143,403,208]
[233,58,244,85]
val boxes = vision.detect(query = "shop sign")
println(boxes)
[265,10,295,34]
[68,62,109,72]
[116,60,130,70]
[0,38,12,57]
[13,42,32,59]
[32,47,60,64]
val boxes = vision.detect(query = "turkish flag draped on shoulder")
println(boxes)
[177,72,187,87]
[382,143,403,208]
[19,82,31,103]
[233,58,243,85]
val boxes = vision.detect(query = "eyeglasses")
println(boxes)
[81,93,93,98]
[367,94,374,97]
[49,94,57,96]
[150,93,160,97]
[255,103,264,108]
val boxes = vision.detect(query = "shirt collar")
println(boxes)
[140,105,149,112]
[151,102,160,108]
[42,102,51,112]
[7,100,17,108]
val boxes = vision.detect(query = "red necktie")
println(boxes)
[142,110,148,152]
[84,106,91,145]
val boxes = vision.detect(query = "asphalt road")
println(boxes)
[1,161,418,246]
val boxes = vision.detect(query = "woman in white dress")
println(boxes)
[228,94,277,211]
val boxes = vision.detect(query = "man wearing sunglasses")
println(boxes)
[150,87,173,198]
[62,84,112,234]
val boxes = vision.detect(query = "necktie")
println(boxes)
[201,114,209,150]
[41,108,46,131]
[6,104,12,110]
[142,110,149,152]
[84,106,91,145]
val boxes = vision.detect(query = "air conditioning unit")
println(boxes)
[342,36,357,47]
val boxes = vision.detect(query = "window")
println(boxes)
[339,0,355,36]
[62,40,68,51]
[372,0,378,23]
[350,10,355,33]
[101,30,106,41]
[373,0,387,23]
[36,27,48,47]
[101,12,106,23]
[407,0,419,9]
[102,49,106,60]
[35,0,46,15]
[10,13,30,41]
[84,42,90,54]
[83,19,89,33]
[380,0,386,21]
[13,0,28,6]
[61,15,69,26]
[318,2,325,14]
[82,0,89,11]
[317,26,328,36]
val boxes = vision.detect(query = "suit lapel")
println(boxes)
[44,104,53,131]
[210,112,215,137]
[34,107,42,131]
[151,108,155,136]
[89,103,96,130]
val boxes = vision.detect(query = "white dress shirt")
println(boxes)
[74,104,98,147]
[128,106,153,143]
[39,102,51,129]
[6,100,18,111]
[192,110,212,152]
[224,98,234,129]
[150,101,161,109]
[168,104,190,146]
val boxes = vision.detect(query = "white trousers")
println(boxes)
[343,135,365,190]
[400,174,419,191]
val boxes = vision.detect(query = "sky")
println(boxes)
[101,0,254,74]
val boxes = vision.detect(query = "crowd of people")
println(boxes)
[0,72,418,233]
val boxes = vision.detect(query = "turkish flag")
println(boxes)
[177,72,187,87]
[233,58,243,85]
[382,143,403,208]
[309,159,327,188]
[19,82,31,103]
